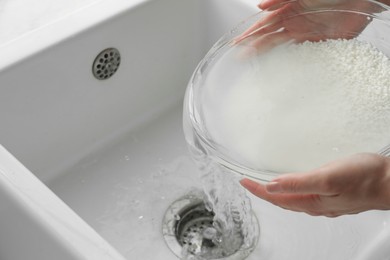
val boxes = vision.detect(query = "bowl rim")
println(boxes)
[185,0,390,181]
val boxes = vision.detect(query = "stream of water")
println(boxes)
[184,145,259,259]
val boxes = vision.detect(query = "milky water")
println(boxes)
[201,39,390,173]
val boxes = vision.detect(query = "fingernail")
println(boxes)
[240,178,262,193]
[258,0,272,9]
[239,178,256,190]
[266,181,282,193]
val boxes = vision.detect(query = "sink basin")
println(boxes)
[0,0,390,259]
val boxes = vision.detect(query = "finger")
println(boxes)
[258,0,289,10]
[248,30,292,54]
[240,178,325,213]
[266,170,337,196]
[266,194,325,215]
[240,178,319,209]
[234,14,282,44]
[235,2,297,44]
[240,178,365,216]
[240,178,265,196]
[299,0,352,9]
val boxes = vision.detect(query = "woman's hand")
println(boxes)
[240,153,390,217]
[235,0,377,51]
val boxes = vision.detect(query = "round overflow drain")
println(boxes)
[92,48,121,80]
[162,195,259,260]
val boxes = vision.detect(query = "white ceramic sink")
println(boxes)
[1,0,390,259]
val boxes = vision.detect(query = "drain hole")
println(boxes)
[162,195,258,260]
[92,48,121,80]
[177,204,216,249]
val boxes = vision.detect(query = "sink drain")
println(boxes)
[162,194,259,260]
[92,48,121,80]
[177,202,215,254]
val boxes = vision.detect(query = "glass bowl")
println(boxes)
[184,0,390,182]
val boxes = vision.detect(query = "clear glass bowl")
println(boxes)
[184,0,390,182]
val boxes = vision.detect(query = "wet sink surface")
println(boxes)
[48,104,197,259]
[48,103,390,260]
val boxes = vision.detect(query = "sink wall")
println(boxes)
[0,0,255,182]
[0,0,256,259]
[0,145,126,260]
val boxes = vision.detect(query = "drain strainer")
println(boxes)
[162,194,259,260]
[92,48,121,80]
[177,203,215,254]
